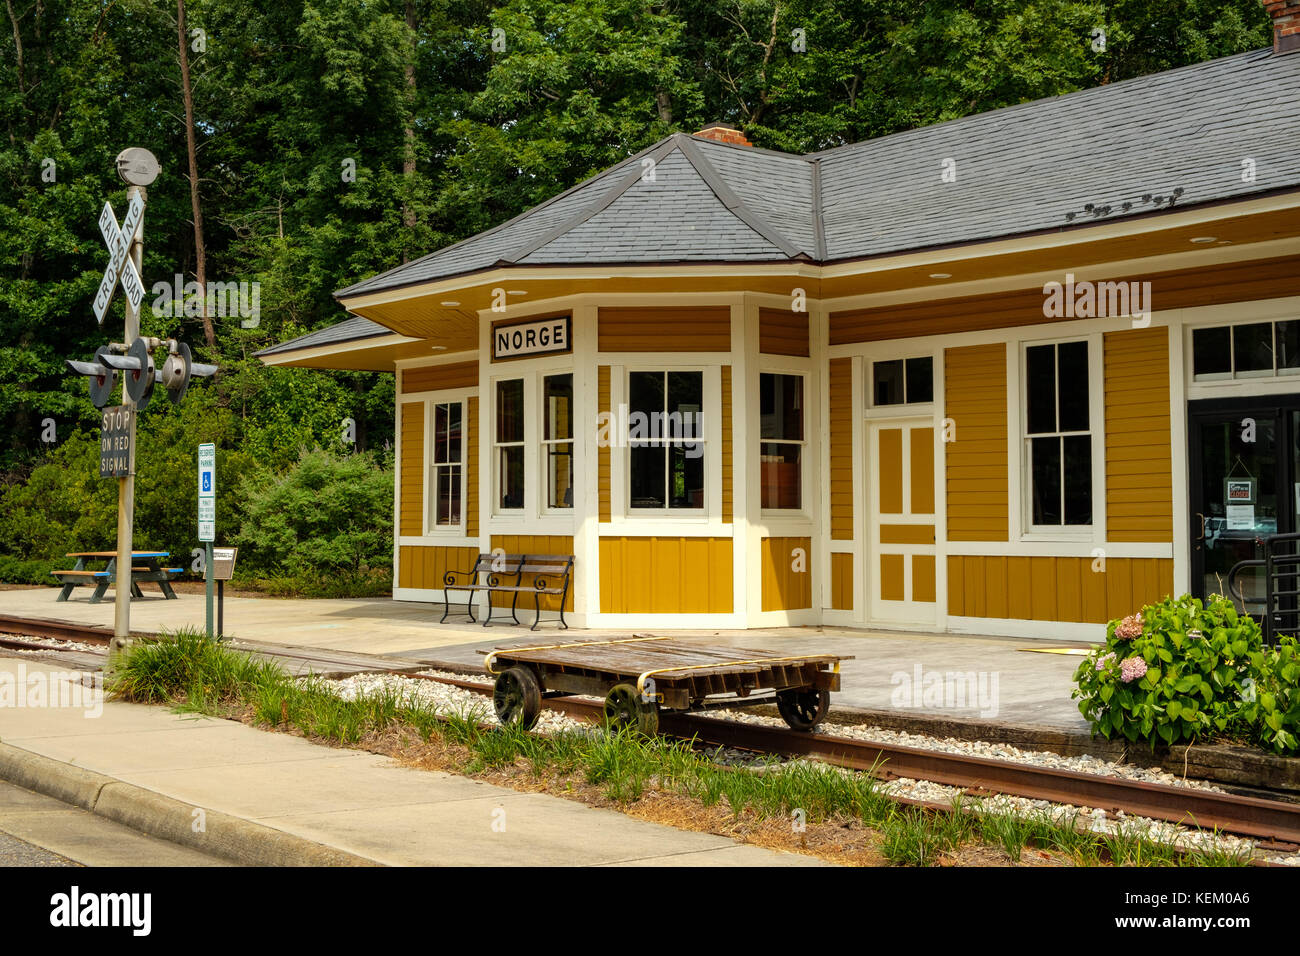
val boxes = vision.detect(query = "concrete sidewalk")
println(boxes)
[0,657,823,867]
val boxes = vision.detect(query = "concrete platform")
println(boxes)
[0,657,823,867]
[0,586,1097,731]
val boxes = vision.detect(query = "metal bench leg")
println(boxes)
[130,581,144,599]
[159,579,177,600]
[466,591,476,622]
[509,591,521,626]
[482,593,495,627]
[531,594,542,631]
[440,590,452,623]
[56,583,74,602]
[89,579,109,604]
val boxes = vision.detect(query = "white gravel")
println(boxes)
[0,634,104,654]
[312,669,1297,865]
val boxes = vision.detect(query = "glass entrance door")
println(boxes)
[1188,399,1297,608]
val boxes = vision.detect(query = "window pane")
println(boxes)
[761,374,802,441]
[1234,322,1273,376]
[497,446,523,509]
[446,402,461,463]
[434,404,449,464]
[629,371,663,420]
[496,380,523,443]
[1277,322,1300,373]
[873,360,904,406]
[669,445,704,509]
[547,442,573,508]
[1057,341,1089,432]
[1026,345,1057,434]
[543,374,573,440]
[668,371,703,440]
[1192,326,1232,378]
[437,465,461,525]
[760,443,801,509]
[1030,436,1062,525]
[1063,435,1092,525]
[905,357,933,403]
[629,445,666,508]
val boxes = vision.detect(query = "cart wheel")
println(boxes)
[493,666,541,730]
[604,683,659,736]
[776,688,829,731]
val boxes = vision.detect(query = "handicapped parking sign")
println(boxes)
[202,472,212,493]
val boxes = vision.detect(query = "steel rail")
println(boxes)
[0,615,112,646]
[420,673,1300,846]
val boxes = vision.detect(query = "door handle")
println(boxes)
[1196,513,1206,542]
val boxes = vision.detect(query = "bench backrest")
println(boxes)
[471,552,524,577]
[519,554,574,578]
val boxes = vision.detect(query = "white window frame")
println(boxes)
[426,399,466,535]
[541,371,575,513]
[759,369,808,515]
[493,377,526,514]
[1019,336,1101,539]
[623,366,710,517]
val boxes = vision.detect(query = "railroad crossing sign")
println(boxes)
[92,193,146,324]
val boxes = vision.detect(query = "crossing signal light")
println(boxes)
[64,345,118,408]
[67,339,217,410]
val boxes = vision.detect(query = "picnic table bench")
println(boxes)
[51,551,183,604]
[442,553,573,630]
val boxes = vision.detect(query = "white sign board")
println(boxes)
[198,443,216,542]
[93,194,145,324]
[492,316,570,360]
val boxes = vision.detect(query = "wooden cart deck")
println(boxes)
[483,635,852,732]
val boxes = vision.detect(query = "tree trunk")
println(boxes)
[178,0,214,348]
[400,0,417,256]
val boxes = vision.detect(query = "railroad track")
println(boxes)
[412,672,1300,849]
[0,614,112,647]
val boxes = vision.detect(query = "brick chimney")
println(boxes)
[693,123,752,146]
[1264,0,1300,53]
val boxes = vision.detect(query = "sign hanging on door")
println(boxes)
[1225,478,1255,505]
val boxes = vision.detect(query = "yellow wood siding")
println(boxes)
[598,307,731,352]
[760,536,812,611]
[759,308,810,356]
[489,535,575,611]
[598,365,611,522]
[402,361,478,393]
[399,402,424,537]
[946,555,1173,623]
[721,365,733,523]
[398,545,478,590]
[945,344,1008,541]
[466,396,479,538]
[1104,328,1173,543]
[829,357,854,540]
[830,552,853,610]
[598,537,733,613]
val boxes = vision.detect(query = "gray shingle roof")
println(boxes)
[257,315,394,357]
[336,47,1300,300]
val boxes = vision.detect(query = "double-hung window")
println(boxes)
[1025,341,1092,528]
[628,370,704,510]
[430,402,463,529]
[543,374,574,509]
[495,379,525,510]
[760,373,803,510]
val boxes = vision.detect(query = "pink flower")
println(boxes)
[1119,656,1148,683]
[1115,613,1143,640]
[1094,652,1116,673]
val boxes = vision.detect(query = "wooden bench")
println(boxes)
[442,553,573,630]
[52,551,183,603]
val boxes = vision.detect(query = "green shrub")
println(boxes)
[1241,637,1300,754]
[1073,593,1261,747]
[0,555,58,585]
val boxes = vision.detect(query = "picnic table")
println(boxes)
[52,551,183,604]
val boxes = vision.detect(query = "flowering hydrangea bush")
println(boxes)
[1073,593,1263,747]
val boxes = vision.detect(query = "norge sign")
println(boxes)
[493,316,570,360]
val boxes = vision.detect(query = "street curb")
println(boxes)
[0,742,380,866]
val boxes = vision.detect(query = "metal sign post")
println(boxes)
[198,443,216,639]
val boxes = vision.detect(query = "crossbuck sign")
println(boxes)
[92,193,145,324]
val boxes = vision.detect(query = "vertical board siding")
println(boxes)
[489,535,576,611]
[829,357,854,540]
[721,365,733,523]
[598,537,733,613]
[1104,328,1173,542]
[466,396,479,538]
[944,343,1009,541]
[759,308,810,356]
[946,555,1174,623]
[598,365,611,522]
[761,537,812,611]
[830,552,854,610]
[598,307,731,352]
[399,402,424,537]
[402,361,478,394]
[398,545,479,590]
